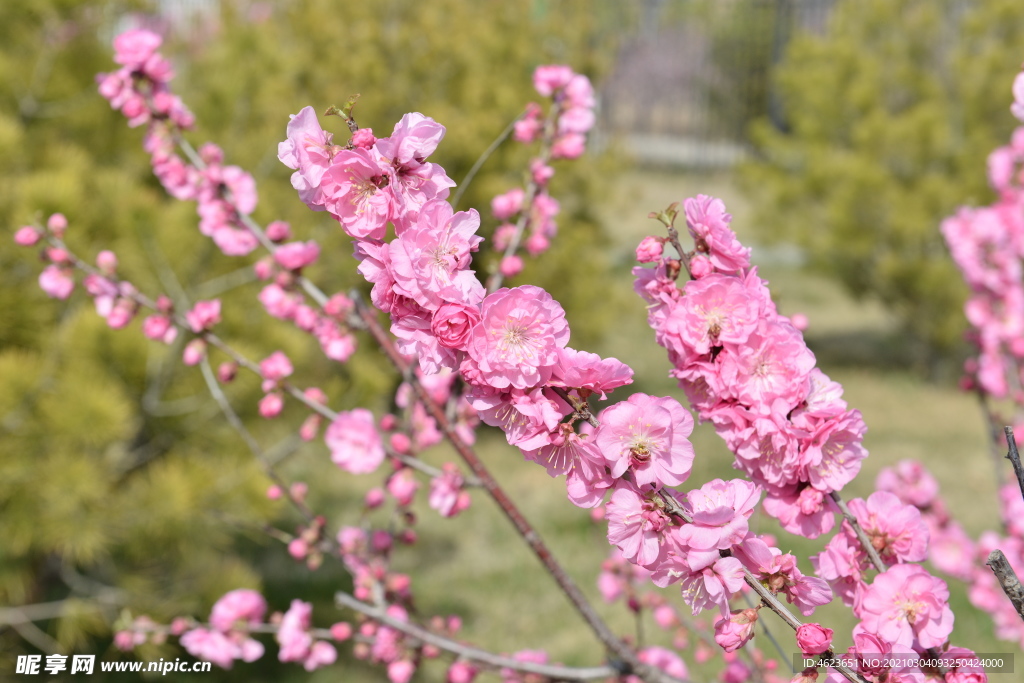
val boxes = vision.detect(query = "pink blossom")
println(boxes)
[428,463,471,517]
[513,103,544,143]
[636,236,664,263]
[387,468,419,506]
[533,65,574,96]
[259,393,283,419]
[800,410,868,492]
[530,158,555,186]
[523,426,611,507]
[795,623,833,655]
[605,481,676,567]
[558,106,595,135]
[113,29,162,69]
[389,200,484,310]
[491,188,524,220]
[551,347,634,399]
[763,487,836,539]
[875,460,939,508]
[628,647,688,683]
[847,491,929,564]
[524,232,550,256]
[856,564,953,649]
[388,660,415,683]
[551,133,586,160]
[677,479,760,551]
[463,285,570,390]
[448,660,478,683]
[325,408,385,474]
[14,226,40,246]
[499,255,524,277]
[684,195,750,273]
[304,641,337,671]
[182,339,206,366]
[210,589,267,632]
[274,241,320,270]
[186,299,221,332]
[39,265,74,299]
[595,393,695,487]
[431,301,481,350]
[714,609,759,653]
[259,351,293,383]
[321,148,392,240]
[678,553,746,616]
[665,273,762,354]
[278,106,338,211]
[720,319,816,408]
[470,386,564,451]
[352,128,376,149]
[141,315,177,344]
[180,628,241,669]
[1012,71,1024,122]
[266,220,291,241]
[276,600,314,663]
[376,113,454,228]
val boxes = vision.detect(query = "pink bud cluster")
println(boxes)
[96,29,194,129]
[336,526,468,683]
[491,65,596,277]
[634,196,869,539]
[97,36,363,364]
[98,32,264,257]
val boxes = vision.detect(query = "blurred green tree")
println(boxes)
[742,0,1024,372]
[0,0,631,675]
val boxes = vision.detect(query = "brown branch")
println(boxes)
[1004,427,1024,506]
[986,549,1024,623]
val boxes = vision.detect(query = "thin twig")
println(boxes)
[198,358,317,521]
[452,110,526,211]
[829,491,886,573]
[335,592,623,681]
[1003,427,1024,505]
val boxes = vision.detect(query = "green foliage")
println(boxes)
[741,0,1024,371]
[0,0,632,672]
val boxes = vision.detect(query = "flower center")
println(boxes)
[497,321,537,362]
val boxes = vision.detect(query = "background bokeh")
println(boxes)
[1,0,1021,681]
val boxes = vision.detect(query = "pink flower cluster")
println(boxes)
[943,133,1024,402]
[98,34,264,257]
[96,29,193,129]
[179,589,267,669]
[634,196,869,539]
[490,65,595,277]
[879,460,1024,653]
[280,107,454,239]
[275,599,337,671]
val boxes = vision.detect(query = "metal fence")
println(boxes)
[599,0,839,168]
